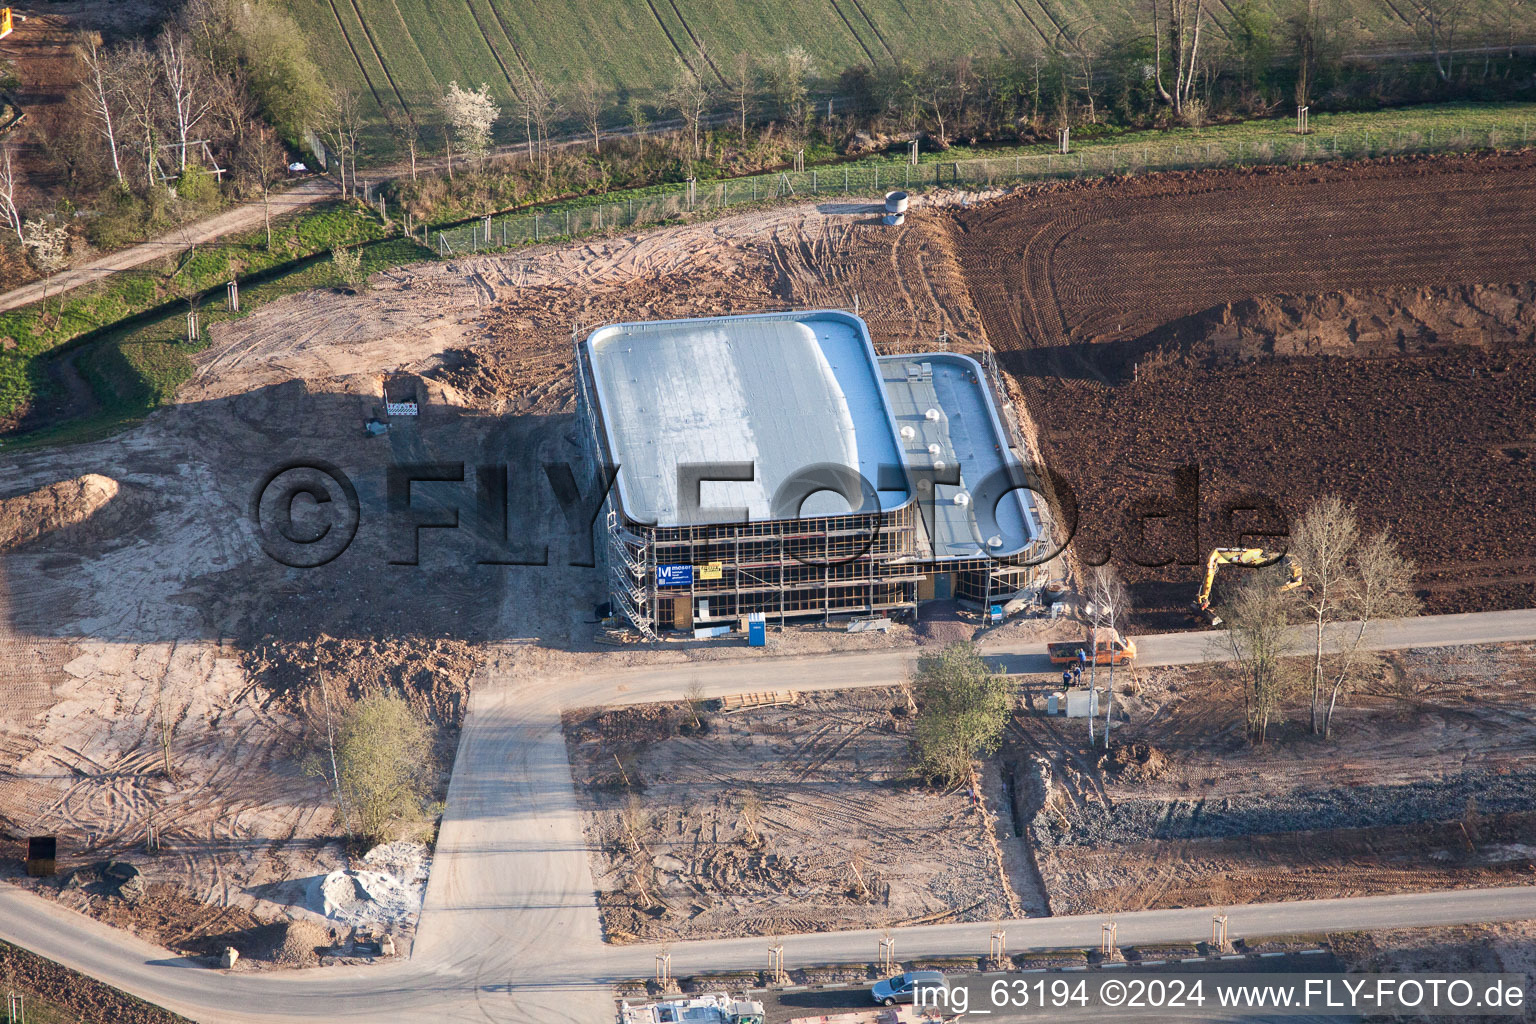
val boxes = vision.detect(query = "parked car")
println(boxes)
[870,970,948,1006]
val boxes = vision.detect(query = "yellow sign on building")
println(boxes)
[697,560,723,580]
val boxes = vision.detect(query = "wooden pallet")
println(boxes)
[715,690,801,714]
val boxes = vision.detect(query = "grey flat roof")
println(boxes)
[878,353,1039,560]
[586,311,912,527]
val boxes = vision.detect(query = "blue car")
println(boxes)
[870,970,948,1006]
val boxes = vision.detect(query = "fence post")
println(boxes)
[844,167,849,193]
[812,170,817,194]
[566,209,571,236]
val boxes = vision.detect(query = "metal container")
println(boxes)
[885,190,910,214]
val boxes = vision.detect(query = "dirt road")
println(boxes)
[0,178,339,314]
[3,609,1536,1024]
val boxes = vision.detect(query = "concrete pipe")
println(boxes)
[885,190,910,214]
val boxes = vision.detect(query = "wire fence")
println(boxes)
[429,122,1534,256]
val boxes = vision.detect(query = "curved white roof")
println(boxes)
[586,311,911,527]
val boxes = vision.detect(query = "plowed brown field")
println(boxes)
[951,152,1536,628]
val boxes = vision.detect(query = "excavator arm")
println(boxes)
[1196,547,1303,624]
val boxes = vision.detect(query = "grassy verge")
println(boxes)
[0,936,193,1024]
[1,230,430,450]
[0,202,419,443]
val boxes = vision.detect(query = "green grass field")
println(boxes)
[278,0,1425,143]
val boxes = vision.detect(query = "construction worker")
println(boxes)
[1071,662,1084,687]
[1062,666,1073,690]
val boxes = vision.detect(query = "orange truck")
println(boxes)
[1046,628,1137,667]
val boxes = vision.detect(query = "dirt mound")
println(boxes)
[272,919,331,967]
[239,634,480,725]
[0,473,119,549]
[1099,742,1168,783]
[1130,282,1536,374]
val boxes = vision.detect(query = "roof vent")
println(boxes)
[927,443,941,456]
[953,491,970,507]
[988,535,1004,548]
[900,425,916,440]
[925,408,941,422]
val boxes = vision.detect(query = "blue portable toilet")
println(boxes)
[748,613,767,647]
[989,604,1004,624]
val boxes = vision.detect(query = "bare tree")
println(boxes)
[1089,565,1130,747]
[573,72,605,153]
[319,86,364,196]
[625,95,650,150]
[728,53,756,142]
[117,40,164,189]
[1289,495,1358,734]
[1152,0,1208,118]
[1319,530,1419,738]
[738,790,763,847]
[1219,571,1296,745]
[667,59,710,163]
[76,32,124,185]
[156,28,214,172]
[517,69,561,181]
[239,123,285,248]
[1405,0,1468,81]
[0,144,22,241]
[388,107,422,181]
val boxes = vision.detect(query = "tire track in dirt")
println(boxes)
[340,0,411,113]
[664,0,728,84]
[321,0,388,111]
[1004,0,1055,47]
[641,0,707,79]
[845,0,897,59]
[825,0,881,66]
[458,0,523,97]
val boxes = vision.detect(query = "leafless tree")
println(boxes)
[1289,495,1358,734]
[1219,571,1297,745]
[319,86,364,196]
[208,63,258,151]
[1318,530,1419,738]
[517,69,561,181]
[238,123,285,248]
[738,789,762,847]
[0,144,22,241]
[156,28,214,172]
[1405,0,1468,81]
[76,32,124,185]
[667,59,710,163]
[625,95,650,151]
[1151,0,1208,118]
[728,53,756,142]
[117,41,164,189]
[388,107,422,181]
[1089,565,1130,747]
[573,72,605,153]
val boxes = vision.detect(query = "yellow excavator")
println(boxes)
[1195,547,1304,625]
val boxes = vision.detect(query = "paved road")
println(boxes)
[0,178,339,314]
[1,607,1534,1023]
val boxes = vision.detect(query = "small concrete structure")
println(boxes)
[885,190,910,214]
[221,947,240,969]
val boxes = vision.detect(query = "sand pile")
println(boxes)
[0,474,119,549]
[311,841,431,929]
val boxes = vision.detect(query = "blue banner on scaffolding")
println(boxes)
[657,564,693,588]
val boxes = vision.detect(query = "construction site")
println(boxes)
[1,144,1535,1019]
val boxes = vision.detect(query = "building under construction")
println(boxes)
[574,310,1050,638]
